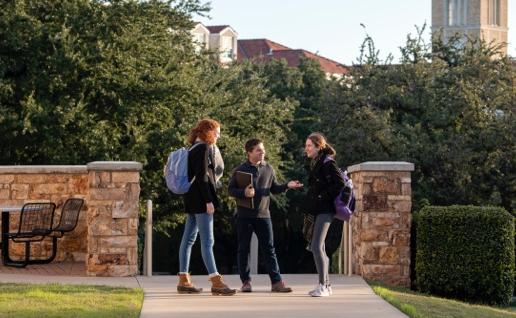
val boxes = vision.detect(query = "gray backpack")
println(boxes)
[164,143,203,194]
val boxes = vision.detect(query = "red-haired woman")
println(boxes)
[177,119,236,296]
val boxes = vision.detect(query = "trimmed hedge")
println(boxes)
[415,205,514,305]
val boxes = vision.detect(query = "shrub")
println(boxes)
[416,205,514,305]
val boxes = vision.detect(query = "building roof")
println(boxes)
[299,50,348,75]
[237,39,348,75]
[192,22,209,33]
[206,25,232,34]
[237,39,291,59]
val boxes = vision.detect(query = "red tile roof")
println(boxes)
[237,39,348,75]
[299,50,348,75]
[237,39,291,59]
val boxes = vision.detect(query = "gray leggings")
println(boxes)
[310,213,333,285]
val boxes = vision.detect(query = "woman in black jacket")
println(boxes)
[177,119,236,296]
[304,132,345,297]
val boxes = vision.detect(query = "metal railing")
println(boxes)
[143,199,153,277]
[142,199,351,277]
[339,221,353,276]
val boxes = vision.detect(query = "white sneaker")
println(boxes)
[308,284,320,296]
[309,284,330,297]
[327,284,333,295]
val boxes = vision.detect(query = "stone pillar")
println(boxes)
[87,161,142,277]
[348,161,414,287]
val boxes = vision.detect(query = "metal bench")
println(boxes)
[2,202,56,267]
[2,198,84,268]
[46,198,85,262]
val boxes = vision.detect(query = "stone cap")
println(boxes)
[87,161,143,172]
[347,161,414,173]
[0,166,88,174]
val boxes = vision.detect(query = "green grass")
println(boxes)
[0,283,143,318]
[369,282,516,318]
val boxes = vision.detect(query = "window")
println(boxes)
[448,0,455,25]
[220,36,234,60]
[221,36,233,50]
[447,0,468,26]
[192,33,206,52]
[488,0,500,25]
[194,33,205,45]
[193,33,206,53]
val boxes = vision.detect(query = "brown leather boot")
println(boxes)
[209,274,236,296]
[177,273,202,294]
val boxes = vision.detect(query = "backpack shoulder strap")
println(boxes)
[323,155,335,164]
[189,142,205,152]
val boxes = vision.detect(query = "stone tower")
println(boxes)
[432,0,508,55]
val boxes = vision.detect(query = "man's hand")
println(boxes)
[206,202,215,214]
[244,184,255,198]
[287,180,303,189]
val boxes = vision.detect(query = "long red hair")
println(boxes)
[188,119,220,145]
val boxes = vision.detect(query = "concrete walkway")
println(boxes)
[138,274,407,318]
[0,272,407,318]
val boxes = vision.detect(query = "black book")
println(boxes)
[235,171,254,209]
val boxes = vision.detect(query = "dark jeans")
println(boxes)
[236,217,282,284]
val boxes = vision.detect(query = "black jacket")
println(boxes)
[228,161,288,218]
[183,143,219,214]
[306,152,345,215]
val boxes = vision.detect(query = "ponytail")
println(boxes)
[323,143,336,157]
[307,132,336,157]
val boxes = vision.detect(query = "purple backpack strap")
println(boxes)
[324,155,349,181]
[323,156,335,164]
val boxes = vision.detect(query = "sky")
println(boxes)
[196,0,515,65]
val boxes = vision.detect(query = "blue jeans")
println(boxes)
[236,218,282,284]
[179,213,218,274]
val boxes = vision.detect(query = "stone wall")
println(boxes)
[0,162,141,276]
[348,161,414,287]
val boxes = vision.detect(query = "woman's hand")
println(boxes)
[206,202,215,214]
[287,180,303,189]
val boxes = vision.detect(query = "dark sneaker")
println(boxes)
[271,280,292,293]
[241,280,252,292]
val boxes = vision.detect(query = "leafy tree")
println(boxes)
[312,27,515,213]
[1,1,513,275]
[259,26,514,273]
[0,0,297,273]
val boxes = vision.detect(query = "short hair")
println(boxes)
[187,119,220,145]
[244,138,263,153]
